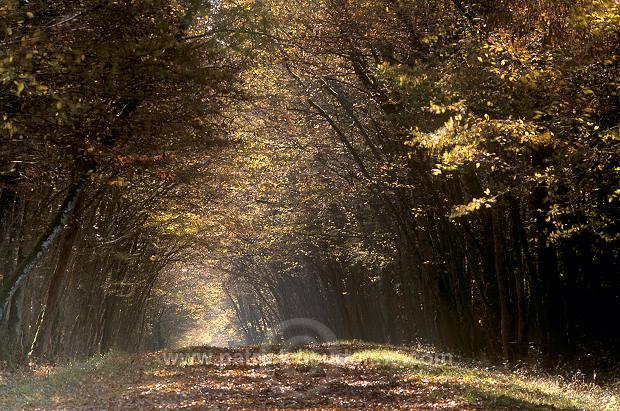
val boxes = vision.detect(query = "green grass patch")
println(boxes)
[285,349,325,364]
[0,352,132,410]
[343,346,619,411]
[349,349,424,370]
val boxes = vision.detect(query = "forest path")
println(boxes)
[0,344,605,410]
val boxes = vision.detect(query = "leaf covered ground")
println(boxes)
[1,343,618,410]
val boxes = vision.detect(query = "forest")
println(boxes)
[0,0,619,409]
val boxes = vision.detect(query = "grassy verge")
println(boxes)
[0,352,134,410]
[344,346,619,411]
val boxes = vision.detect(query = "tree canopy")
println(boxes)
[0,0,618,372]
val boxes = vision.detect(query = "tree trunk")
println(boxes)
[492,208,512,361]
[29,190,84,358]
[0,179,85,323]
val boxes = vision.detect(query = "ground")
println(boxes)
[0,343,618,410]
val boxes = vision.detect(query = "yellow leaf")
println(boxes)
[14,81,24,97]
[108,178,124,187]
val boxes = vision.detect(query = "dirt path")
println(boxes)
[1,345,611,410]
[85,355,464,409]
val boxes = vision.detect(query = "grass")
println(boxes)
[285,349,325,364]
[0,352,133,410]
[349,348,423,369]
[343,346,620,411]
